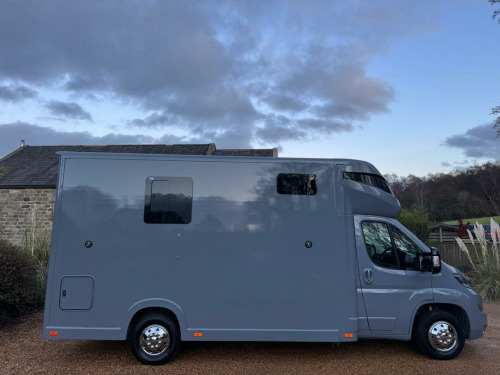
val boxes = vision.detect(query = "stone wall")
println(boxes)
[0,188,56,246]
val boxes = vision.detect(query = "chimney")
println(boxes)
[20,140,25,148]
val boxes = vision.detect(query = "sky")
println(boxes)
[0,0,499,177]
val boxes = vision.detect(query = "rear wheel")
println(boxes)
[414,310,465,360]
[130,313,180,365]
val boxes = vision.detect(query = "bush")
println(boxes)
[456,219,500,301]
[21,229,50,268]
[0,239,46,320]
[398,206,430,245]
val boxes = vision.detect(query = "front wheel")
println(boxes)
[129,313,180,365]
[414,310,465,360]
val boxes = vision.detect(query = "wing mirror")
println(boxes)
[419,247,441,273]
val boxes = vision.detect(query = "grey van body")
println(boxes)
[43,152,486,361]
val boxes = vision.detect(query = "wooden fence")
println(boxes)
[432,240,485,272]
[435,242,469,271]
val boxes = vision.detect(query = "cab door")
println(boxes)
[354,215,433,337]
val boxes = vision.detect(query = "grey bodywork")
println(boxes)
[43,152,486,344]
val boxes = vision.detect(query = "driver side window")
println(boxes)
[392,226,419,270]
[361,221,421,270]
[361,222,399,269]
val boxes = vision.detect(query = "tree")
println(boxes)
[476,162,500,216]
[492,105,500,138]
[406,175,427,209]
[491,0,500,23]
[490,1,500,137]
[398,207,430,244]
[0,167,8,178]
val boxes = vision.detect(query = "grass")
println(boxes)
[443,216,500,225]
[456,219,500,301]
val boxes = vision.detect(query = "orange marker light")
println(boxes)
[194,332,203,337]
[344,333,353,338]
[49,331,59,336]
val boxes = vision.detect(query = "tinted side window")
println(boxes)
[343,172,392,194]
[277,173,317,195]
[361,222,399,269]
[392,226,419,270]
[144,177,193,224]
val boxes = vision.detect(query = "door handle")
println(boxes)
[364,268,373,285]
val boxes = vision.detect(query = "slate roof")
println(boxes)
[214,148,277,157]
[0,144,277,188]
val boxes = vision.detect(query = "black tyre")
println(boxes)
[129,313,180,365]
[414,310,465,360]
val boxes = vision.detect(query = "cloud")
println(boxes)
[263,94,309,112]
[0,122,253,158]
[297,118,354,133]
[443,123,500,159]
[0,84,37,102]
[129,112,172,128]
[45,101,93,121]
[0,1,440,147]
[0,122,185,157]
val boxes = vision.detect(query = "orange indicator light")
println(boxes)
[49,331,59,336]
[344,333,353,338]
[194,332,203,337]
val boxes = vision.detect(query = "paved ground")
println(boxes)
[1,302,499,375]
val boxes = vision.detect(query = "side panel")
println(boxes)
[43,157,343,341]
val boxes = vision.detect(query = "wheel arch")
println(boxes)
[411,303,470,339]
[125,299,186,340]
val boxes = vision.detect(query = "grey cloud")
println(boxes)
[297,118,354,133]
[263,94,309,112]
[130,112,172,128]
[167,88,259,123]
[274,51,395,119]
[0,122,187,158]
[195,128,253,149]
[0,84,37,102]
[444,123,500,159]
[255,126,307,143]
[132,88,260,144]
[0,1,230,96]
[0,1,440,146]
[46,101,93,121]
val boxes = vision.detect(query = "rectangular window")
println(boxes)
[361,221,399,269]
[277,173,317,195]
[361,221,421,270]
[144,177,193,224]
[343,172,392,194]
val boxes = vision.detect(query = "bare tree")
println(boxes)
[477,162,500,216]
[492,105,500,139]
[407,175,427,209]
[491,0,500,22]
[490,1,500,137]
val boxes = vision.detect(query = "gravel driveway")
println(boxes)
[1,302,499,375]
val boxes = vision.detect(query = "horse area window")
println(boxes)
[144,177,193,224]
[277,173,317,195]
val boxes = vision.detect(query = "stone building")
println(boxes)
[0,143,277,245]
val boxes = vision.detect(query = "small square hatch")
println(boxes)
[59,276,94,310]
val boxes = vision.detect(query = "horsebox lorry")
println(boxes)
[42,152,487,364]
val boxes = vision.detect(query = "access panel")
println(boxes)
[59,276,94,310]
